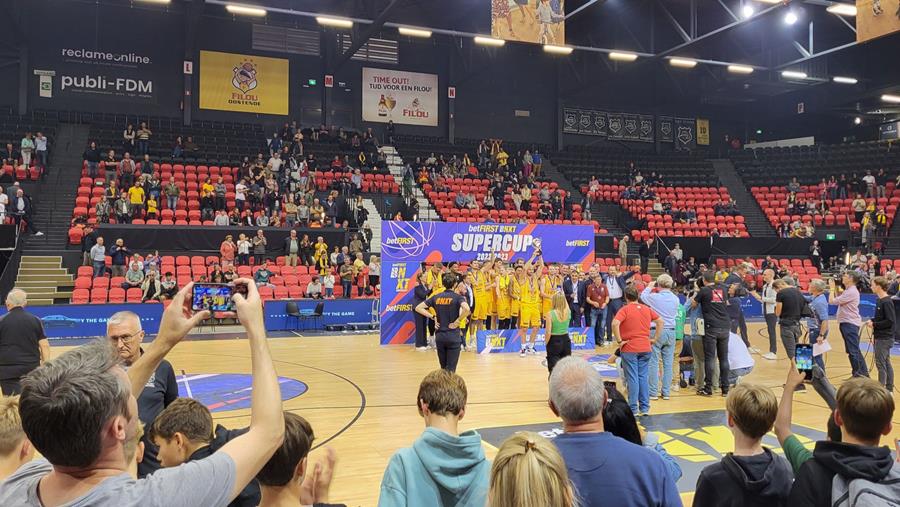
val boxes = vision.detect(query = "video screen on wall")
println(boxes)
[491,0,565,45]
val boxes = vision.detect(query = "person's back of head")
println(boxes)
[549,357,605,425]
[488,432,576,507]
[0,395,33,480]
[726,384,778,441]
[702,271,716,285]
[417,369,467,420]
[601,388,642,445]
[623,285,639,302]
[19,339,130,468]
[148,398,214,468]
[835,377,894,445]
[256,412,314,488]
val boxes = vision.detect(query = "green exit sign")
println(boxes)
[826,233,835,240]
[307,79,317,86]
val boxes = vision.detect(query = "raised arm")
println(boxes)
[218,279,285,500]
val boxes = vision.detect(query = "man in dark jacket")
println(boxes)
[639,238,654,274]
[724,263,752,350]
[788,377,898,507]
[602,265,637,345]
[413,272,430,350]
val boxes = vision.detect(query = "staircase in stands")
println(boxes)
[710,159,776,237]
[382,145,438,220]
[15,122,89,303]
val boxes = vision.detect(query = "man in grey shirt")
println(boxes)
[0,281,285,507]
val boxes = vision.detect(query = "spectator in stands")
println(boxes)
[139,153,153,175]
[788,377,897,506]
[161,176,178,211]
[863,170,876,198]
[145,194,158,221]
[338,257,354,298]
[256,213,269,227]
[80,141,101,178]
[88,236,107,278]
[693,384,792,506]
[240,209,254,227]
[183,136,198,153]
[211,176,226,211]
[140,271,161,302]
[236,233,251,266]
[128,181,145,219]
[787,177,801,194]
[213,210,228,226]
[852,194,867,224]
[136,121,152,156]
[108,238,131,277]
[18,132,33,168]
[122,261,145,290]
[119,152,137,189]
[254,261,275,289]
[310,198,325,227]
[304,275,322,299]
[283,194,298,227]
[171,136,183,159]
[0,394,33,481]
[829,271,868,378]
[283,230,301,267]
[111,191,130,225]
[122,123,136,154]
[218,235,236,268]
[875,168,887,199]
[638,237,653,275]
[379,369,489,506]
[251,229,268,264]
[549,357,679,506]
[10,189,40,236]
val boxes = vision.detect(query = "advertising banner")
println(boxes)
[622,113,640,141]
[658,116,674,143]
[491,0,565,45]
[857,0,900,43]
[41,46,158,104]
[362,68,438,126]
[379,221,595,345]
[675,117,697,150]
[199,50,289,115]
[880,121,900,140]
[697,118,710,146]
[476,327,594,354]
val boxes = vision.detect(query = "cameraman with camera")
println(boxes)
[828,271,869,378]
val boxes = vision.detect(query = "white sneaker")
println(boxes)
[34,231,44,236]
[748,347,761,354]
[649,396,659,401]
[671,384,680,392]
[662,395,670,400]
[762,352,777,360]
[527,346,536,355]
[520,348,526,357]
[415,346,428,351]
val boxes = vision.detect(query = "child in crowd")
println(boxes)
[323,269,335,298]
[693,384,793,506]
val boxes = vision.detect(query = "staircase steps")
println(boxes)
[14,255,73,304]
[710,159,776,237]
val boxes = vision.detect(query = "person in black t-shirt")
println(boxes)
[0,290,49,395]
[774,279,805,361]
[692,272,731,396]
[870,277,896,392]
[415,273,470,372]
[723,264,752,350]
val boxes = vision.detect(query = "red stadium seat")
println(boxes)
[71,289,90,304]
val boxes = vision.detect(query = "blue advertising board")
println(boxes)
[475,327,595,354]
[263,299,377,331]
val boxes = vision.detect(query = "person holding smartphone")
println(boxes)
[829,272,869,378]
[870,277,896,393]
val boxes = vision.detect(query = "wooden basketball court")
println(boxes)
[51,321,900,505]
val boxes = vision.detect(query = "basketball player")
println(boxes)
[472,258,497,333]
[518,252,544,357]
[495,264,514,329]
[510,264,525,330]
[415,273,470,372]
[541,263,562,323]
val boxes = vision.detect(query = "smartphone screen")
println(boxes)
[192,283,235,312]
[796,344,814,380]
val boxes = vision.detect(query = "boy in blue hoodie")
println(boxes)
[378,369,490,507]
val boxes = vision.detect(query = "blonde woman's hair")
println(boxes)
[551,292,570,321]
[489,432,577,507]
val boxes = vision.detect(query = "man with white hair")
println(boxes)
[0,289,48,395]
[641,274,680,400]
[549,357,680,507]
[107,311,178,477]
[750,269,779,360]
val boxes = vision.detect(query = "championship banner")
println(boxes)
[675,117,697,150]
[658,116,674,143]
[379,221,595,345]
[607,113,624,140]
[857,0,900,43]
[362,68,438,126]
[639,114,654,143]
[562,107,607,136]
[696,118,710,146]
[476,327,594,354]
[199,50,289,115]
[562,107,579,134]
[622,113,640,141]
[492,0,565,45]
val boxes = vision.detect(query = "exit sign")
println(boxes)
[307,79,317,86]
[826,233,835,240]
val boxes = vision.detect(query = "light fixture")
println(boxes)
[833,76,858,84]
[727,64,754,74]
[756,129,763,135]
[225,4,267,16]
[316,16,353,28]
[398,27,432,38]
[609,51,638,62]
[474,36,505,47]
[543,44,574,55]
[754,0,782,3]
[136,0,171,3]
[782,70,808,79]
[882,94,900,104]
[784,10,799,25]
[854,117,862,125]
[669,57,698,68]
[741,5,755,18]
[826,3,857,16]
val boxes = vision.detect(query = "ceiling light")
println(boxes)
[474,36,505,47]
[833,76,858,84]
[854,117,862,125]
[727,64,754,74]
[137,0,171,4]
[826,3,857,16]
[669,57,698,68]
[398,27,432,38]
[741,5,755,18]
[882,94,900,103]
[316,16,353,28]
[609,51,638,62]
[782,70,808,79]
[543,44,574,55]
[754,0,782,3]
[784,10,798,25]
[225,4,267,16]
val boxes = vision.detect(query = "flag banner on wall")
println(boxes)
[362,68,438,126]
[675,117,697,150]
[199,50,289,115]
[697,118,710,146]
[622,113,640,141]
[492,0,565,45]
[607,113,624,140]
[639,114,654,142]
[857,0,900,43]
[562,107,579,133]
[562,107,607,136]
[593,109,608,136]
[658,116,674,143]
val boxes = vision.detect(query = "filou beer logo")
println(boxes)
[230,60,260,107]
[403,98,429,119]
